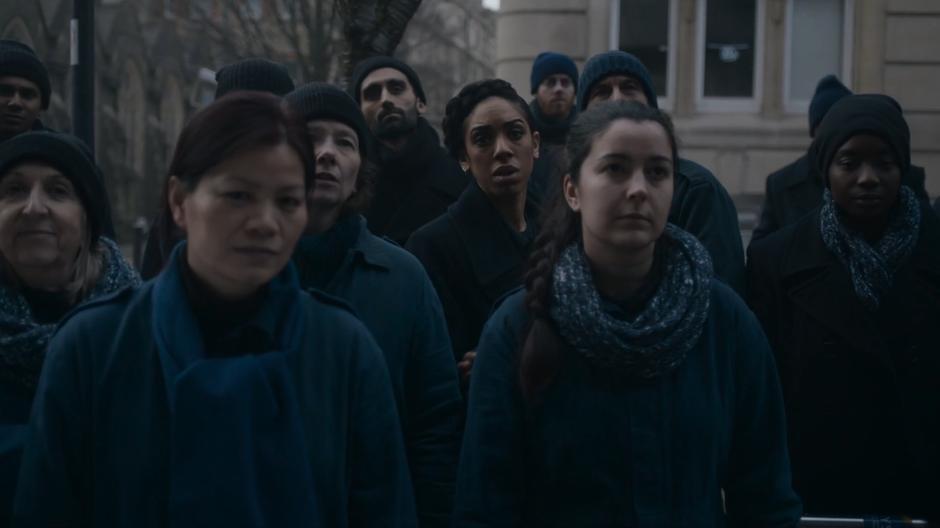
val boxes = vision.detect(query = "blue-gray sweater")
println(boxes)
[293,215,462,528]
[455,281,801,527]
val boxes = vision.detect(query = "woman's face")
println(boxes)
[307,119,361,210]
[0,162,86,288]
[565,118,674,258]
[828,134,902,223]
[461,96,540,199]
[169,143,308,299]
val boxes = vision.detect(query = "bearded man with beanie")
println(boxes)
[350,56,468,245]
[579,50,746,294]
[752,74,929,242]
[0,40,51,143]
[527,51,578,208]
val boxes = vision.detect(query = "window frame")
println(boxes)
[782,0,854,114]
[609,0,679,110]
[694,0,766,113]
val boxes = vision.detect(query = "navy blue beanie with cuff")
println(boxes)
[808,75,852,137]
[0,40,51,110]
[577,51,658,111]
[530,52,579,94]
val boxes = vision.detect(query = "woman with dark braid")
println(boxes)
[454,101,801,527]
[406,79,541,387]
[747,94,940,521]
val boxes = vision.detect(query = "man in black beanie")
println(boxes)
[349,56,468,245]
[0,40,51,143]
[527,51,578,208]
[214,58,295,99]
[752,74,929,242]
[579,50,746,294]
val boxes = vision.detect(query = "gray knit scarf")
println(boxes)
[0,238,141,393]
[819,186,921,311]
[550,224,713,379]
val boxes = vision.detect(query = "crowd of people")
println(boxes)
[0,36,938,527]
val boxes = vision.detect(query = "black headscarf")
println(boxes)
[809,94,911,186]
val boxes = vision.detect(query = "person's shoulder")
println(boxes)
[51,282,149,348]
[487,287,530,333]
[405,210,457,254]
[748,211,811,260]
[766,156,809,189]
[676,157,734,199]
[360,231,428,276]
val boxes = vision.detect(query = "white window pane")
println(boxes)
[619,0,670,96]
[704,0,756,98]
[788,0,844,102]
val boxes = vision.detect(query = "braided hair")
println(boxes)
[519,101,679,402]
[441,79,536,162]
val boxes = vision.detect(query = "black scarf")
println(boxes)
[529,100,578,146]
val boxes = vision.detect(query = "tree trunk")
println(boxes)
[338,0,423,84]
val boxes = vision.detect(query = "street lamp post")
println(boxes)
[71,0,95,154]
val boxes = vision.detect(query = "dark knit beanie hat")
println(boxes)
[286,82,371,161]
[810,94,911,187]
[214,58,295,99]
[577,51,657,111]
[349,56,427,104]
[0,40,51,110]
[530,51,578,94]
[0,131,112,242]
[808,74,852,137]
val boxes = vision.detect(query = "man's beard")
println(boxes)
[374,104,419,140]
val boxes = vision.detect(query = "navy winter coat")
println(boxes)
[0,386,28,528]
[293,215,462,528]
[13,252,417,527]
[673,158,746,294]
[455,282,801,527]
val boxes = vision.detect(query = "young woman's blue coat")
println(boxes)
[455,281,802,527]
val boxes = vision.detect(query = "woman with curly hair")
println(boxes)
[406,79,541,387]
[454,101,801,527]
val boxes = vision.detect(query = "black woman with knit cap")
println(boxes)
[578,50,746,294]
[0,131,140,524]
[747,94,940,521]
[140,57,296,279]
[527,51,579,209]
[751,74,930,243]
[0,40,51,143]
[286,82,461,528]
[349,56,468,245]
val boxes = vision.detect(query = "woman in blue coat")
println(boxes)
[0,131,139,526]
[286,83,462,528]
[12,92,416,527]
[455,102,801,527]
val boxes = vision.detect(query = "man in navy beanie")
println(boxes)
[349,56,468,245]
[527,52,579,207]
[0,40,50,143]
[579,50,746,294]
[751,74,930,242]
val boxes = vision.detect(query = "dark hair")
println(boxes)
[441,78,536,161]
[151,91,314,271]
[519,101,678,403]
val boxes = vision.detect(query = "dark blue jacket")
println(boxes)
[0,387,29,528]
[455,282,801,527]
[674,158,746,294]
[13,258,417,527]
[293,215,462,528]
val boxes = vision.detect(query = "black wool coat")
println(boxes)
[365,118,469,246]
[406,182,537,359]
[751,154,930,243]
[746,206,940,520]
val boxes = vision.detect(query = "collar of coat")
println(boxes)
[775,203,940,359]
[446,181,537,286]
[346,214,399,271]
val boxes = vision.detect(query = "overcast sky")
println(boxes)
[482,0,499,10]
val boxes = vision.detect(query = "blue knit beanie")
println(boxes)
[0,40,51,109]
[808,74,851,137]
[577,51,657,111]
[530,52,578,94]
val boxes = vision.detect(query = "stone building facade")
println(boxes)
[0,0,495,244]
[496,0,940,214]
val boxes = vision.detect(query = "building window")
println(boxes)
[784,0,853,112]
[612,0,678,107]
[696,0,765,112]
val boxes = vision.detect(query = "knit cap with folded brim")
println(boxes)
[286,82,371,161]
[214,58,295,99]
[0,39,51,109]
[0,131,112,242]
[808,74,852,137]
[577,50,658,111]
[348,56,427,105]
